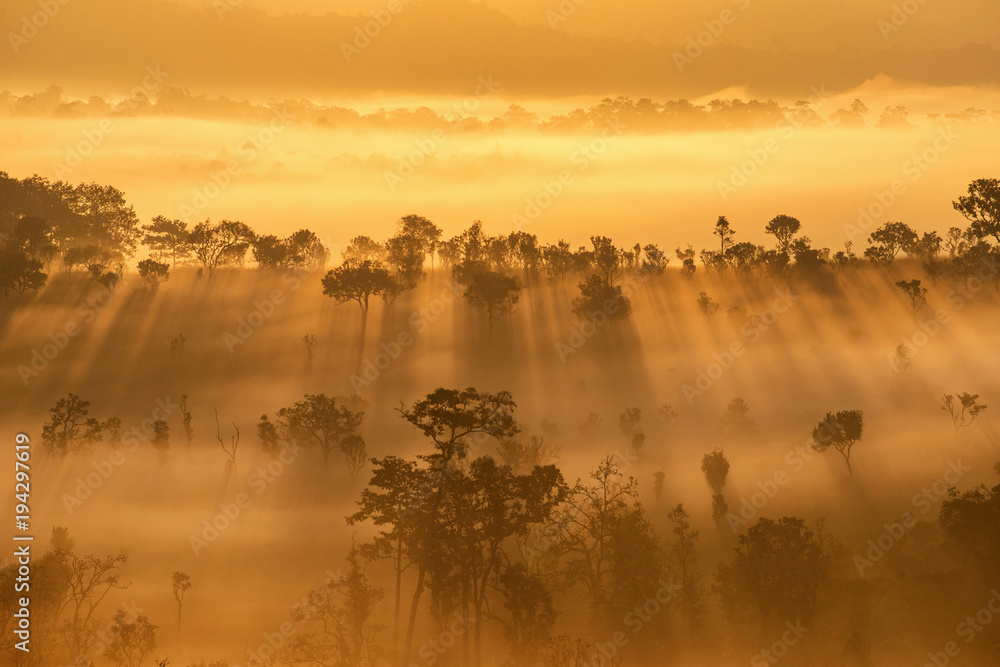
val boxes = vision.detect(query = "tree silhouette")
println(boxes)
[385,387,520,667]
[152,419,169,464]
[137,259,170,290]
[270,394,365,469]
[141,216,190,267]
[701,449,731,528]
[497,563,556,667]
[187,219,256,276]
[714,517,827,628]
[171,571,191,639]
[667,504,703,631]
[462,270,521,335]
[106,609,157,667]
[41,394,116,460]
[697,291,720,316]
[571,274,631,321]
[549,457,664,623]
[321,258,395,320]
[765,215,801,256]
[895,279,927,317]
[941,393,987,429]
[288,549,383,667]
[719,397,756,439]
[302,334,317,365]
[811,410,864,478]
[953,178,1000,244]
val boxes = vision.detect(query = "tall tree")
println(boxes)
[462,271,521,335]
[187,219,256,276]
[811,410,864,478]
[141,216,191,267]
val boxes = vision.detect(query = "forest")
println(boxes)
[2,171,1000,667]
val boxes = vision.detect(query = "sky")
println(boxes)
[1,0,998,248]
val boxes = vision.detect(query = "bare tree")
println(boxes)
[941,393,988,429]
[215,409,240,491]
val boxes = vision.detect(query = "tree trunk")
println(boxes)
[400,565,427,667]
[394,535,402,653]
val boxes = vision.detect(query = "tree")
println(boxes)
[864,222,917,265]
[343,235,388,263]
[764,215,801,256]
[152,419,170,463]
[41,394,115,460]
[497,563,556,667]
[0,242,47,297]
[719,397,756,439]
[571,274,630,321]
[58,549,129,659]
[303,334,317,365]
[180,395,194,449]
[287,549,384,667]
[653,471,665,503]
[187,219,256,276]
[141,216,190,267]
[940,483,1000,584]
[548,457,666,623]
[462,270,521,335]
[106,609,157,667]
[172,572,191,639]
[676,245,697,279]
[321,259,395,319]
[667,504,703,631]
[271,394,365,469]
[953,178,1000,244]
[71,182,143,257]
[387,214,441,284]
[348,456,428,655]
[137,259,170,291]
[714,517,828,627]
[941,393,988,429]
[701,449,730,528]
[391,387,520,667]
[895,279,927,317]
[697,291,720,316]
[713,216,735,256]
[812,410,864,478]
